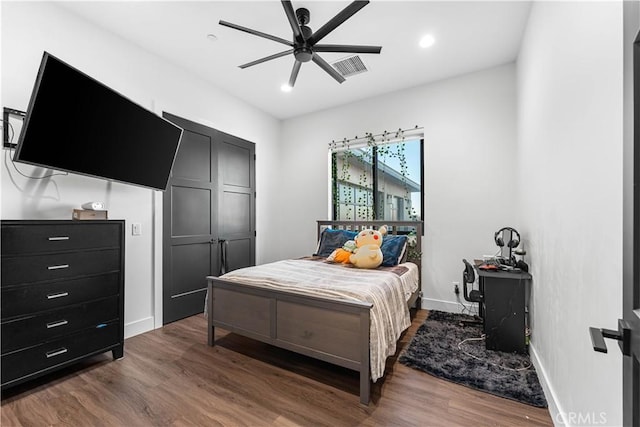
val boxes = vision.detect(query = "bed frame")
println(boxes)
[206,220,423,405]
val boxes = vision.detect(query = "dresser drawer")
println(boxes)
[1,273,120,319]
[1,321,119,386]
[2,249,121,286]
[1,296,119,354]
[1,223,121,255]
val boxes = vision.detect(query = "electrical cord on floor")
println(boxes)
[455,293,478,317]
[457,335,532,372]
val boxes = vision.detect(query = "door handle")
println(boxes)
[219,239,229,275]
[589,319,631,356]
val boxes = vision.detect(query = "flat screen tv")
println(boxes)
[14,52,183,191]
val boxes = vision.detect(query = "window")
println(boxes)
[331,138,423,222]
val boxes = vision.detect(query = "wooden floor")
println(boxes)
[1,310,552,426]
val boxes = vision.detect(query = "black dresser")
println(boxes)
[1,220,125,389]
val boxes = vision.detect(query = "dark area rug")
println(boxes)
[399,310,547,408]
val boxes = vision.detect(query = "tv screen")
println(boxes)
[14,52,183,191]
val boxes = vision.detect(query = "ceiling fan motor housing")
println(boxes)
[294,46,313,62]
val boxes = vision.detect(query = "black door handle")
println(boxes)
[589,319,631,356]
[219,239,228,275]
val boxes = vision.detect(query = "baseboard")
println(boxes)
[529,343,565,426]
[124,316,154,339]
[421,297,477,314]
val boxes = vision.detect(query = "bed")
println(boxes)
[206,220,423,405]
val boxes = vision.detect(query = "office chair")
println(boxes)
[461,259,483,325]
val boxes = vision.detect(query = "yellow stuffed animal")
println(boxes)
[349,225,387,269]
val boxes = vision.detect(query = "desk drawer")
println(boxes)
[1,223,121,255]
[1,297,119,354]
[1,273,120,319]
[2,249,121,286]
[1,322,119,386]
[276,301,361,362]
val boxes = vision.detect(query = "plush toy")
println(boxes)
[349,225,387,269]
[327,240,357,263]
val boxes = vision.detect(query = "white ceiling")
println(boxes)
[57,1,532,120]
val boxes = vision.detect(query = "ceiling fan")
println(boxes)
[219,0,382,88]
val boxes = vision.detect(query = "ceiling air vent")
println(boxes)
[331,55,368,78]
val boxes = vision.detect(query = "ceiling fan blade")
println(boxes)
[239,49,294,69]
[312,54,345,84]
[219,20,293,47]
[308,1,369,45]
[314,44,381,54]
[289,60,302,87]
[281,1,303,42]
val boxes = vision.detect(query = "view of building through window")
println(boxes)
[332,138,423,221]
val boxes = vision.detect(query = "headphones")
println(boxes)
[494,227,520,249]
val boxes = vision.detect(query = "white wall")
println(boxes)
[1,1,281,337]
[517,2,623,425]
[280,63,519,312]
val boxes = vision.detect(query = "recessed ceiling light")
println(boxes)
[419,34,435,49]
[281,84,293,93]
[206,33,218,41]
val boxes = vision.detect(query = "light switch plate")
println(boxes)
[132,223,142,236]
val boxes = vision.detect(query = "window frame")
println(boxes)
[331,138,424,222]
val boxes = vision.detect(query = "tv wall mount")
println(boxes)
[3,107,26,149]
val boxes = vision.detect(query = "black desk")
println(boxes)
[476,268,532,354]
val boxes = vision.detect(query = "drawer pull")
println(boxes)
[48,236,70,241]
[46,320,68,329]
[47,292,69,300]
[45,347,68,358]
[48,264,69,270]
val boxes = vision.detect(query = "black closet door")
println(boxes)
[217,131,256,273]
[161,113,255,324]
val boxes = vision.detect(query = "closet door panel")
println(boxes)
[218,133,256,273]
[162,115,218,324]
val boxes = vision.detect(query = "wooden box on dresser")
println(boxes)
[1,220,125,390]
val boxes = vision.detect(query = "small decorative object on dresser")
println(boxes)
[72,209,108,220]
[81,201,105,211]
[0,220,125,390]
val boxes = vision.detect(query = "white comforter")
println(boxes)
[220,259,419,381]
